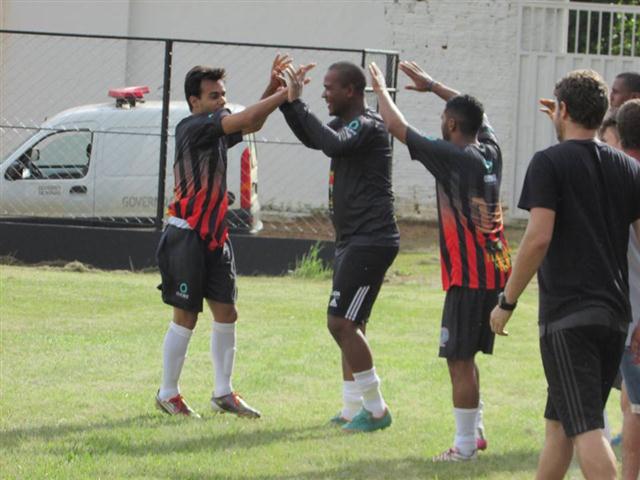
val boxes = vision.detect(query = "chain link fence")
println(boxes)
[0,30,398,239]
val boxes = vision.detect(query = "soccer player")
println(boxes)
[615,98,640,480]
[278,62,399,433]
[155,55,292,418]
[490,70,640,480]
[608,72,640,116]
[368,61,511,461]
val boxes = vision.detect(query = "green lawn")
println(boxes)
[0,252,622,479]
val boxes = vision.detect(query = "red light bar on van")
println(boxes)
[108,86,150,99]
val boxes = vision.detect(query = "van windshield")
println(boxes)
[2,132,41,164]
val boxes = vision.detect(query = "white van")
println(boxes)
[0,86,261,232]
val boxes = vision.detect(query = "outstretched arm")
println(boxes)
[280,65,373,157]
[399,61,459,102]
[236,53,293,134]
[221,88,288,135]
[368,62,408,143]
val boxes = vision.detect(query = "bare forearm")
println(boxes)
[503,230,550,304]
[223,89,287,135]
[376,88,408,144]
[431,82,460,102]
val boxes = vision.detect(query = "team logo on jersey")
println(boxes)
[329,290,341,308]
[423,135,438,142]
[440,327,450,348]
[177,282,189,300]
[347,119,361,132]
[484,174,497,184]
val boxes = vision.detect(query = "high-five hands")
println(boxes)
[399,61,435,92]
[266,53,293,94]
[280,63,316,103]
[368,62,387,93]
[539,98,556,120]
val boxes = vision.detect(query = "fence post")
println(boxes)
[156,39,173,231]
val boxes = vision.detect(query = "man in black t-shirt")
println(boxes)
[155,56,291,419]
[490,70,640,480]
[279,63,399,433]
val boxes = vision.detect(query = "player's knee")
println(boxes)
[208,300,238,323]
[327,315,351,341]
[446,358,475,379]
[173,308,198,330]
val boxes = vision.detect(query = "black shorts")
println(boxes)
[156,225,237,312]
[439,287,498,360]
[540,325,625,437]
[327,244,398,324]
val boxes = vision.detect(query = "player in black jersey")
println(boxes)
[279,63,399,433]
[155,55,291,419]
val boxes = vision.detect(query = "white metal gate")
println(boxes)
[511,0,640,218]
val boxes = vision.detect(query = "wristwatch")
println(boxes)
[498,292,517,311]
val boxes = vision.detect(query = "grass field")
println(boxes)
[0,251,623,479]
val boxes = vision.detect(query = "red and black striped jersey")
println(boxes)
[406,119,511,290]
[168,109,242,250]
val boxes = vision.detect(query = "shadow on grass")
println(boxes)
[233,450,539,480]
[1,413,337,455]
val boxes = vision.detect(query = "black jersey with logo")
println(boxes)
[280,100,398,246]
[168,109,242,250]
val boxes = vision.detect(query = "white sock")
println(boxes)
[159,321,193,400]
[476,399,485,437]
[353,367,386,418]
[212,321,236,397]
[341,380,362,420]
[454,407,478,456]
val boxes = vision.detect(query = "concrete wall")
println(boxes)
[1,0,569,220]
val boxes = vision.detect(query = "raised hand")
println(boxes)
[368,62,387,93]
[280,65,305,103]
[399,60,434,92]
[539,98,556,120]
[269,53,293,89]
[296,63,316,86]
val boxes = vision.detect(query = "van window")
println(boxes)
[100,130,161,177]
[4,130,93,181]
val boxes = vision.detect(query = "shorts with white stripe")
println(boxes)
[540,324,625,437]
[327,244,398,324]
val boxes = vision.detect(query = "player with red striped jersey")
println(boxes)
[155,55,291,419]
[369,60,512,461]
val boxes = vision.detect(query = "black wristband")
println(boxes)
[498,291,517,311]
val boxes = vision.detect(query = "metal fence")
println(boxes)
[0,30,399,238]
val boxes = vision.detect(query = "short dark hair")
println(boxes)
[616,99,640,150]
[184,66,226,111]
[444,94,485,136]
[599,116,617,138]
[328,61,366,94]
[554,70,608,129]
[616,72,640,94]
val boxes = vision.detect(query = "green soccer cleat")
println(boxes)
[329,412,350,426]
[342,407,392,433]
